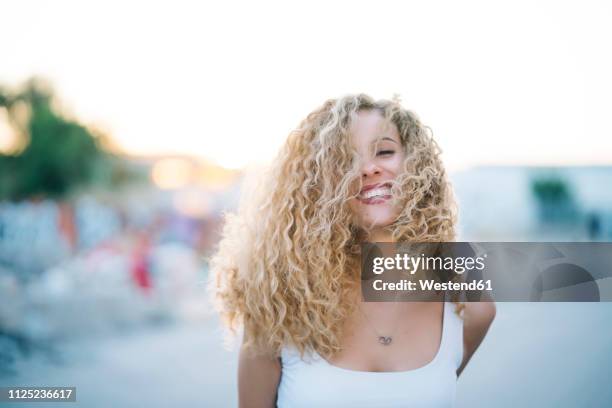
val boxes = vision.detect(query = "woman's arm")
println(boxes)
[456,301,496,377]
[238,339,282,408]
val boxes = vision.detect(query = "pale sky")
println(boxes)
[1,0,611,171]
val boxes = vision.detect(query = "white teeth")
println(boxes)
[361,187,392,199]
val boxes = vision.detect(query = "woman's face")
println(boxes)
[349,109,406,232]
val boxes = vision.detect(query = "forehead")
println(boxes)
[350,109,400,145]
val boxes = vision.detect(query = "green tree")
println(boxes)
[0,78,115,200]
[530,175,578,224]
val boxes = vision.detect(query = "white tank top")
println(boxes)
[276,301,464,408]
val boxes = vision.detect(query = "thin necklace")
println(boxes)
[358,293,404,346]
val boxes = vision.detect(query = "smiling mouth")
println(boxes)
[358,183,392,204]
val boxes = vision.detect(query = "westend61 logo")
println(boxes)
[360,242,612,302]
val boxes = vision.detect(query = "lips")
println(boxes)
[360,182,392,194]
[358,182,392,204]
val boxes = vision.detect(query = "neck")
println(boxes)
[369,227,394,243]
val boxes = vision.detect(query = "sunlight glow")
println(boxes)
[1,0,611,169]
[151,158,194,190]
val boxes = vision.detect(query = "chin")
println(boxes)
[350,200,399,232]
[358,215,396,230]
[362,208,397,223]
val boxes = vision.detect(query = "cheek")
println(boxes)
[387,155,405,175]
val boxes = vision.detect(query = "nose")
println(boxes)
[361,161,381,178]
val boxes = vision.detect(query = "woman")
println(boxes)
[208,94,496,407]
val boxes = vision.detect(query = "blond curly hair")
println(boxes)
[206,93,459,360]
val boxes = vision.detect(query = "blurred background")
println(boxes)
[1,0,611,407]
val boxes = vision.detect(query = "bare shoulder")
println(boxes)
[463,301,496,328]
[238,339,282,408]
[456,301,496,376]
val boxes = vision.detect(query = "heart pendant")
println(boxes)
[378,336,392,345]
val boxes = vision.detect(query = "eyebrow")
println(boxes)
[372,137,399,145]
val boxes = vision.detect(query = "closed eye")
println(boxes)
[377,150,395,156]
